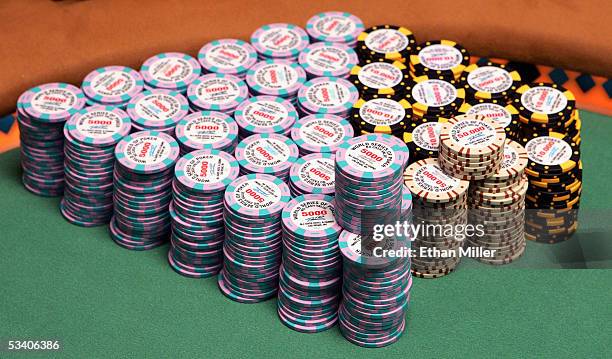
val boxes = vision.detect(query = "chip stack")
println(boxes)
[298,42,359,79]
[140,52,202,94]
[219,174,291,303]
[349,61,411,97]
[334,134,409,234]
[403,76,466,122]
[245,59,306,106]
[404,158,469,278]
[288,153,335,197]
[523,133,582,243]
[126,89,189,135]
[409,40,470,81]
[401,119,444,164]
[305,12,364,47]
[467,140,528,264]
[234,133,298,182]
[16,83,86,196]
[296,77,358,118]
[438,114,506,181]
[277,194,343,333]
[197,39,258,80]
[356,25,416,63]
[186,73,249,116]
[400,185,413,222]
[234,96,298,140]
[81,66,144,109]
[338,230,412,348]
[349,96,412,136]
[250,23,310,61]
[460,61,522,102]
[168,150,239,278]
[458,99,521,141]
[110,131,179,250]
[62,106,131,226]
[290,114,354,156]
[175,111,239,156]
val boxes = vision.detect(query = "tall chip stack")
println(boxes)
[234,133,299,182]
[198,39,258,80]
[298,42,359,79]
[296,76,358,118]
[305,12,364,47]
[277,194,342,333]
[81,66,144,109]
[140,52,202,94]
[250,23,310,62]
[245,59,306,106]
[174,111,239,156]
[16,83,86,196]
[186,73,249,116]
[233,96,298,140]
[409,40,470,81]
[126,89,189,135]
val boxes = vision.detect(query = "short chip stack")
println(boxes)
[438,114,506,181]
[288,153,336,197]
[250,23,310,61]
[404,158,469,278]
[187,73,249,115]
[290,114,354,156]
[403,76,466,121]
[62,106,131,226]
[458,98,521,141]
[298,42,359,79]
[175,111,239,156]
[234,133,299,182]
[126,89,189,135]
[140,52,202,94]
[16,83,86,196]
[305,12,364,47]
[460,61,522,102]
[168,150,239,278]
[467,139,528,264]
[296,76,358,118]
[277,194,343,333]
[111,130,179,250]
[81,66,144,109]
[219,174,291,303]
[246,59,306,106]
[233,96,298,140]
[356,25,416,62]
[198,39,258,80]
[409,40,470,81]
[349,96,412,136]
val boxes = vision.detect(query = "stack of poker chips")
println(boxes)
[349,96,413,136]
[348,60,411,98]
[403,75,466,122]
[174,111,239,156]
[61,106,131,226]
[81,66,144,109]
[288,153,335,197]
[334,134,409,234]
[168,150,240,278]
[110,131,180,250]
[186,73,249,116]
[218,174,291,303]
[197,39,258,80]
[401,118,444,165]
[467,139,529,264]
[438,114,506,181]
[245,59,306,106]
[277,194,342,333]
[523,133,582,244]
[16,83,86,196]
[460,61,522,102]
[355,25,416,63]
[140,52,202,94]
[404,158,469,278]
[296,77,358,118]
[298,42,359,79]
[126,89,189,135]
[233,96,298,140]
[458,98,521,141]
[250,23,310,61]
[338,230,412,348]
[290,114,354,156]
[400,185,413,222]
[305,12,364,47]
[408,40,470,81]
[234,133,298,182]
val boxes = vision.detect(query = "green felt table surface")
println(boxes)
[1,111,611,358]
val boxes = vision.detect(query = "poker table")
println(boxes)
[1,109,610,358]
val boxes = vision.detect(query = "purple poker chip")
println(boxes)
[288,153,335,196]
[223,173,291,219]
[114,130,180,175]
[233,96,298,137]
[18,83,86,123]
[290,114,353,155]
[234,133,298,179]
[198,39,258,78]
[65,105,131,146]
[126,89,189,131]
[81,66,144,106]
[281,194,342,239]
[174,149,239,193]
[297,77,358,116]
[140,52,201,92]
[298,42,359,79]
[250,23,310,60]
[246,59,306,98]
[305,12,365,45]
[187,73,248,113]
[174,111,238,153]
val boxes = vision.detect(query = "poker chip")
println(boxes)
[460,61,522,101]
[401,118,444,163]
[296,76,358,118]
[187,73,249,115]
[175,111,239,155]
[234,133,299,181]
[356,25,416,62]
[197,39,258,79]
[168,150,239,278]
[288,152,335,197]
[250,23,310,61]
[17,83,86,196]
[349,97,412,135]
[126,89,189,135]
[334,134,409,234]
[298,42,359,79]
[305,12,364,46]
[402,76,466,120]
[277,194,342,333]
[218,173,291,303]
[290,114,354,156]
[140,52,201,93]
[348,60,410,96]
[409,40,470,81]
[458,99,521,141]
[234,95,298,139]
[110,130,180,250]
[81,66,144,108]
[245,59,306,104]
[512,82,576,124]
[61,106,131,226]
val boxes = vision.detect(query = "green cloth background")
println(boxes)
[1,111,610,358]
